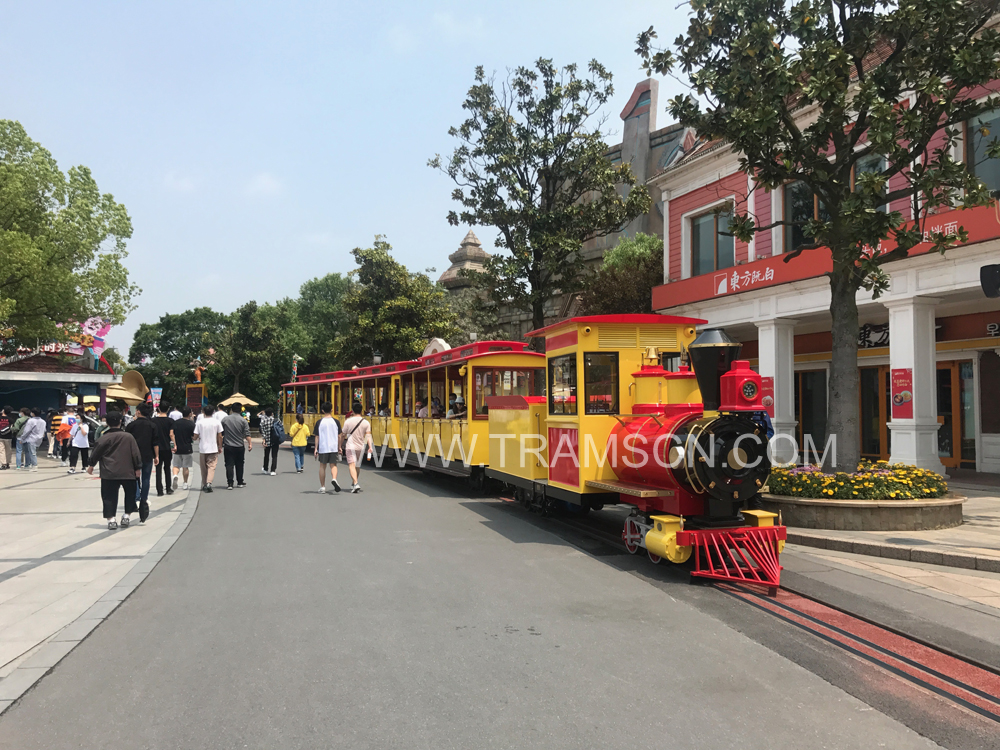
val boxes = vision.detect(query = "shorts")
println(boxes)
[345,447,363,466]
[317,452,339,464]
[173,453,194,469]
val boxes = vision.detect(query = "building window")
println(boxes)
[690,208,734,276]
[853,154,888,212]
[967,108,1000,193]
[584,352,619,415]
[548,355,577,415]
[783,181,832,253]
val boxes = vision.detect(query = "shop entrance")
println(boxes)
[937,360,976,469]
[859,365,892,462]
[795,369,828,462]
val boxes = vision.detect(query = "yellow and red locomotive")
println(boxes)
[280,314,786,587]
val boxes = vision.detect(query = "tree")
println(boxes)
[430,59,652,340]
[579,233,664,315]
[446,286,506,344]
[0,121,137,353]
[331,237,461,367]
[638,0,1000,469]
[129,307,228,407]
[297,272,351,371]
[209,301,280,396]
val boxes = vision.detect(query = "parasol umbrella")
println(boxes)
[219,392,259,407]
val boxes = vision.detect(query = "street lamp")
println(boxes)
[373,351,382,365]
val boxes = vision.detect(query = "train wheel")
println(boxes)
[648,550,663,565]
[624,536,639,554]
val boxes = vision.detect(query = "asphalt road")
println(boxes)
[0,457,943,749]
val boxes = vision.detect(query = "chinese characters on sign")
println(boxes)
[922,221,960,243]
[715,266,775,295]
[988,322,999,337]
[759,376,775,418]
[891,368,914,420]
[858,323,890,349]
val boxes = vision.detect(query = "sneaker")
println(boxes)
[270,471,276,476]
[318,486,326,494]
[227,485,234,491]
[332,479,341,493]
[172,476,179,490]
[29,466,38,472]
[262,467,268,474]
[236,482,247,489]
[205,484,214,493]
[182,483,190,490]
[67,468,76,474]
[120,515,130,528]
[140,517,145,525]
[351,484,361,493]
[61,460,69,467]
[107,519,118,530]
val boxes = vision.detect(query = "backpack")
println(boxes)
[271,419,287,445]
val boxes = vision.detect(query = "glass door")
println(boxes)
[937,360,976,469]
[859,366,891,461]
[795,369,827,462]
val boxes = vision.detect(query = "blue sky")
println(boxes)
[1,1,686,353]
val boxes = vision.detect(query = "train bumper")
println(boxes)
[676,525,787,588]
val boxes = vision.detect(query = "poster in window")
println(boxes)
[891,368,913,419]
[759,377,774,418]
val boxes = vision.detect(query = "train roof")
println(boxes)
[524,314,707,338]
[281,340,542,387]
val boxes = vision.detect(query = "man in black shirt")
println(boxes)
[171,407,196,490]
[125,402,160,523]
[152,404,175,496]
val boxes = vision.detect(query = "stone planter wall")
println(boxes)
[760,492,965,531]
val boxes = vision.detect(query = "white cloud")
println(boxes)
[244,172,283,197]
[164,171,196,192]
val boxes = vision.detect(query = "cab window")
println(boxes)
[584,352,619,415]
[548,355,577,415]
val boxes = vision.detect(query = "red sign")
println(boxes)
[759,376,775,418]
[891,368,913,419]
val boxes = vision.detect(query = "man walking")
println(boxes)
[18,409,47,472]
[11,408,30,469]
[125,402,160,523]
[0,406,13,470]
[259,408,278,475]
[341,401,374,493]
[314,401,341,494]
[152,404,175,496]
[67,408,90,474]
[168,404,183,421]
[47,408,61,459]
[171,407,196,490]
[221,401,252,489]
[194,405,224,492]
[87,412,142,530]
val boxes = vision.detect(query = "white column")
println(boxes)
[661,188,671,283]
[884,296,947,474]
[756,318,798,461]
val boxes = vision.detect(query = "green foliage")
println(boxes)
[431,58,652,333]
[769,462,947,500]
[0,121,138,353]
[297,273,351,371]
[128,307,229,407]
[446,286,506,345]
[580,234,664,315]
[208,301,280,398]
[331,237,461,367]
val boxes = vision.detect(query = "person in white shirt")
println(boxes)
[313,401,341,494]
[67,408,90,474]
[168,405,183,421]
[341,401,373,493]
[193,405,224,493]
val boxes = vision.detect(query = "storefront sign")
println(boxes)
[858,323,890,349]
[759,376,775,418]
[988,322,999,337]
[891,368,914,419]
[187,384,205,410]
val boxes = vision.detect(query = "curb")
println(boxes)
[0,488,201,716]
[786,530,1000,573]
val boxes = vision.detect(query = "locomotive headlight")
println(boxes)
[741,381,758,400]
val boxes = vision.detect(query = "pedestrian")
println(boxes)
[341,401,374,493]
[125,402,160,522]
[216,404,228,420]
[0,406,14,470]
[194,405,224,492]
[18,408,47,472]
[67,408,91,474]
[289,413,310,473]
[171,406,196,490]
[221,401,252,489]
[56,410,73,465]
[87,411,142,530]
[11,408,30,469]
[314,401,341,493]
[168,404,183,421]
[94,414,110,441]
[47,408,61,459]
[152,403,175,496]
[258,408,278,475]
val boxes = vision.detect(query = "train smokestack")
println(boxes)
[689,328,741,412]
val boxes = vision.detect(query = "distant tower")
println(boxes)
[438,230,491,294]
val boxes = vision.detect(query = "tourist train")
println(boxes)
[280,315,787,587]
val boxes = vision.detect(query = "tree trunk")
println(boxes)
[826,266,861,472]
[529,297,547,353]
[232,371,241,395]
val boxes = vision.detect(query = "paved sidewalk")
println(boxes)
[787,488,1000,572]
[0,458,190,691]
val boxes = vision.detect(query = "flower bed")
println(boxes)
[767,461,948,500]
